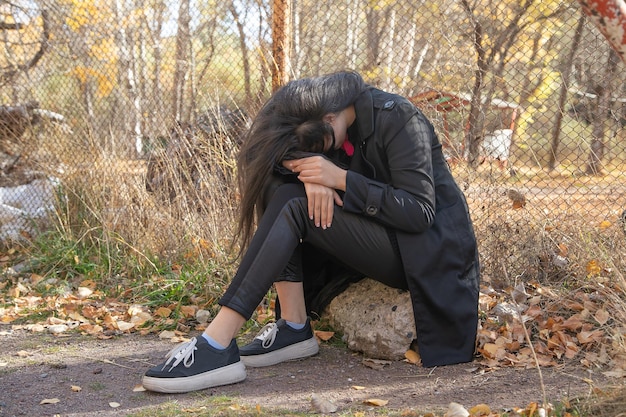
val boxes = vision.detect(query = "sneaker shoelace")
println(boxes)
[255,322,279,348]
[161,337,198,372]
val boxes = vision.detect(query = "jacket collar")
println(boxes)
[352,88,375,140]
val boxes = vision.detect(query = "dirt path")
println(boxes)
[0,327,608,417]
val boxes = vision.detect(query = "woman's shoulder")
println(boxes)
[369,88,418,114]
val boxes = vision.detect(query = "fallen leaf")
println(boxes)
[404,349,421,364]
[183,406,209,412]
[158,330,176,339]
[511,283,529,303]
[362,358,391,370]
[594,309,609,325]
[314,330,334,341]
[71,385,82,392]
[363,398,388,406]
[40,398,61,405]
[129,311,152,326]
[599,220,611,229]
[586,260,602,277]
[444,402,469,417]
[311,394,338,413]
[351,385,366,390]
[47,324,69,334]
[77,287,93,299]
[180,305,197,317]
[468,403,491,416]
[155,307,172,318]
[109,402,121,408]
[133,384,147,392]
[577,330,604,344]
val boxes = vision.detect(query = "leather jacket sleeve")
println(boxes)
[342,100,436,234]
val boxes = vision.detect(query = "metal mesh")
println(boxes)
[0,0,624,282]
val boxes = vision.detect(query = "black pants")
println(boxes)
[219,181,407,320]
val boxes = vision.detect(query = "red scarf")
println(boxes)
[342,136,354,156]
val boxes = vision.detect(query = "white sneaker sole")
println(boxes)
[142,360,246,393]
[241,337,319,368]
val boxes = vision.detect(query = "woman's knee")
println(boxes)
[265,183,307,213]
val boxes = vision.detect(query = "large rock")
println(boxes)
[324,278,415,360]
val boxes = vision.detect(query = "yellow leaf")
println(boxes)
[314,330,334,341]
[351,385,366,390]
[468,403,491,416]
[480,343,503,359]
[586,260,601,277]
[133,384,146,392]
[404,349,421,364]
[363,398,388,406]
[599,220,611,229]
[80,279,97,289]
[71,385,82,392]
[155,307,172,318]
[40,398,61,404]
[180,305,197,317]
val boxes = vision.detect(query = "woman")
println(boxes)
[142,71,480,394]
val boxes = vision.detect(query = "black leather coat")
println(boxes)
[303,87,480,367]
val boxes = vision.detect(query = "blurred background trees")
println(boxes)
[0,0,623,280]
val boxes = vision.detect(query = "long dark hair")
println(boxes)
[234,71,367,252]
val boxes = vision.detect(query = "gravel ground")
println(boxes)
[0,327,610,416]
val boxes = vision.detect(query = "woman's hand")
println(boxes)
[284,156,347,191]
[303,183,342,228]
[283,156,346,228]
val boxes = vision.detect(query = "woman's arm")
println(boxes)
[284,157,345,229]
[342,109,437,234]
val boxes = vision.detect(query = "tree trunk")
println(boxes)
[230,2,252,104]
[346,0,359,70]
[272,0,291,91]
[145,0,166,133]
[172,0,191,122]
[549,14,585,171]
[460,0,487,167]
[114,0,143,157]
[586,49,620,175]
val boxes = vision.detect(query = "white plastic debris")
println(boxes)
[0,177,60,241]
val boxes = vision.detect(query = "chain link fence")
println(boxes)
[0,0,624,283]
